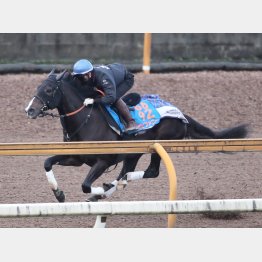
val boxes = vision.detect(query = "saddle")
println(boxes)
[99,93,143,136]
[99,93,188,137]
[122,92,141,107]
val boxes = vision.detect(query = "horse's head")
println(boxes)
[25,69,68,119]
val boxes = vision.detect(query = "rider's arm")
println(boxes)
[93,76,116,105]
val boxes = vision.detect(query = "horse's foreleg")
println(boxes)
[44,155,83,202]
[82,159,110,195]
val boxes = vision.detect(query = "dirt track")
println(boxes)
[0,71,261,228]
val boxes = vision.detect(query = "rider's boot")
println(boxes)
[114,98,139,133]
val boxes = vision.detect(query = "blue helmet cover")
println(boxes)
[73,59,93,75]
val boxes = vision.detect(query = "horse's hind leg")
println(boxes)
[94,153,161,201]
[121,153,161,181]
[87,154,143,201]
[117,154,143,181]
[143,153,161,178]
[44,155,83,202]
[103,153,160,197]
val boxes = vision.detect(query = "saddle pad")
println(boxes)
[105,94,188,135]
[105,99,161,134]
[142,94,188,123]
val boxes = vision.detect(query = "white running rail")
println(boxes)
[0,199,261,217]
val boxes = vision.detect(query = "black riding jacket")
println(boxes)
[77,63,129,105]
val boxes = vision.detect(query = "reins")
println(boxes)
[61,104,86,117]
[38,78,95,141]
[94,88,105,97]
[40,104,86,118]
[40,103,94,141]
[61,104,94,141]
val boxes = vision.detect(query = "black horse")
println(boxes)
[25,70,249,202]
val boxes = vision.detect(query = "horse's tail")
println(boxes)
[184,114,249,139]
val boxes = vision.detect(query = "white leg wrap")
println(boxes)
[104,180,118,197]
[91,187,105,195]
[111,180,118,186]
[46,170,58,190]
[126,171,145,181]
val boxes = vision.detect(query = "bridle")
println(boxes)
[37,99,86,118]
[34,94,50,116]
[34,77,86,116]
[35,77,94,141]
[33,78,61,117]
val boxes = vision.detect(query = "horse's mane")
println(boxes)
[52,71,101,109]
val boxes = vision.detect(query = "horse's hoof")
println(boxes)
[86,195,105,202]
[103,183,114,191]
[86,196,98,202]
[52,188,65,202]
[117,180,128,190]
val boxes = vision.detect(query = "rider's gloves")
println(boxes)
[83,98,94,106]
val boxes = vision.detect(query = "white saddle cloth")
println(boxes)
[156,106,189,124]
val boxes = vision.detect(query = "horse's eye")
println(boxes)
[45,87,53,95]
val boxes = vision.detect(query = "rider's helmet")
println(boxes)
[72,59,93,75]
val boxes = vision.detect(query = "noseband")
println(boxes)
[33,94,49,115]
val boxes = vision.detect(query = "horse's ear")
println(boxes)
[48,68,56,77]
[56,69,67,81]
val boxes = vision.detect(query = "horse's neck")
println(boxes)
[57,84,82,115]
[64,106,117,141]
[58,99,78,116]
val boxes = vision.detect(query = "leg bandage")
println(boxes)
[126,171,145,181]
[104,180,118,197]
[91,187,105,195]
[46,170,58,190]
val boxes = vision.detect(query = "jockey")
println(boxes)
[72,59,139,133]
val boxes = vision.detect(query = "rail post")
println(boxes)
[143,33,152,74]
[151,143,177,228]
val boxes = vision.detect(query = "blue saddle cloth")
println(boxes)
[105,94,187,135]
[105,98,161,134]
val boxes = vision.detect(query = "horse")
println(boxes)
[25,70,249,203]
